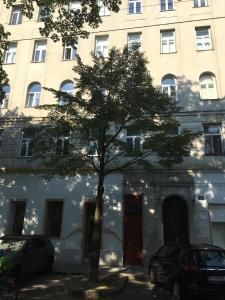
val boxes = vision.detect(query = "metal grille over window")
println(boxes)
[204,125,223,156]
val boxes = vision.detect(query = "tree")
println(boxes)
[0,24,10,105]
[31,45,197,281]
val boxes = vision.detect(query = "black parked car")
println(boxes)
[0,235,55,278]
[149,244,225,300]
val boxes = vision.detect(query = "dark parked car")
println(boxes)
[149,244,225,300]
[0,235,55,278]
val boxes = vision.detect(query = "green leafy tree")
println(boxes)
[0,24,10,105]
[31,46,197,280]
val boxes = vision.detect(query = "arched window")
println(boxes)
[199,73,217,100]
[1,84,10,108]
[59,81,74,105]
[161,75,177,101]
[26,82,41,107]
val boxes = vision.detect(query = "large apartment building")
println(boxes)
[0,0,225,266]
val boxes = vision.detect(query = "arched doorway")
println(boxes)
[163,196,189,245]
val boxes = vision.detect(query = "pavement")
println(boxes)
[17,265,174,300]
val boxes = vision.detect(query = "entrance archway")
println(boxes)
[163,196,189,245]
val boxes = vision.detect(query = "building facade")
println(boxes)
[0,0,225,266]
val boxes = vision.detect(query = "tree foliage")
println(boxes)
[31,46,197,280]
[3,0,121,45]
[0,24,10,105]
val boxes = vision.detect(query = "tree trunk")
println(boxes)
[89,173,105,281]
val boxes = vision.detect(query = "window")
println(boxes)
[160,0,174,11]
[162,75,178,101]
[128,0,141,14]
[63,45,77,60]
[26,82,41,107]
[59,81,74,105]
[193,0,208,7]
[0,129,3,148]
[10,6,22,24]
[196,27,212,50]
[126,127,142,156]
[32,40,47,62]
[69,1,81,11]
[11,201,26,235]
[38,6,51,21]
[1,84,10,109]
[98,0,110,16]
[95,36,108,57]
[3,42,17,64]
[128,33,141,50]
[56,134,70,155]
[19,130,33,157]
[45,201,63,238]
[199,73,217,100]
[204,125,223,156]
[161,30,176,53]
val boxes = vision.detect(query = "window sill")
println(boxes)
[192,5,209,8]
[9,23,22,25]
[160,9,175,12]
[31,60,45,63]
[2,62,16,65]
[128,12,142,15]
[160,51,177,54]
[200,98,220,101]
[196,48,213,52]
[62,59,76,61]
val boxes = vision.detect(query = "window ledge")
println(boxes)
[160,51,177,54]
[200,98,220,101]
[128,12,142,15]
[2,62,16,65]
[62,59,76,61]
[196,48,213,52]
[160,9,175,12]
[192,6,209,8]
[31,61,45,63]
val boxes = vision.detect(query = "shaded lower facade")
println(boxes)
[0,169,224,266]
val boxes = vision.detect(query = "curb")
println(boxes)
[68,276,129,299]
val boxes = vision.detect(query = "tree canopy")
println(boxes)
[30,46,197,280]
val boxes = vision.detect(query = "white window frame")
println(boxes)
[1,85,10,109]
[59,81,74,105]
[160,30,176,53]
[98,0,110,16]
[193,0,208,8]
[128,0,142,14]
[204,125,223,156]
[126,128,144,156]
[200,74,217,100]
[3,43,17,64]
[56,135,70,155]
[26,83,41,107]
[32,40,47,62]
[69,1,81,11]
[19,131,33,157]
[38,6,50,21]
[63,45,77,60]
[95,36,109,57]
[196,27,212,50]
[128,33,142,50]
[162,76,178,101]
[160,0,174,11]
[10,6,22,25]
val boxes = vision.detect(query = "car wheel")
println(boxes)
[173,281,185,300]
[43,257,53,275]
[149,268,156,284]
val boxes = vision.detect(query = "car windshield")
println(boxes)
[0,238,26,252]
[191,250,225,268]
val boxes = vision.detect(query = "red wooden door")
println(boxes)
[123,195,143,265]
